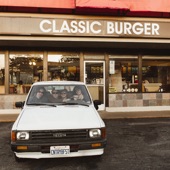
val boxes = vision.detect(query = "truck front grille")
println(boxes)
[30,129,89,141]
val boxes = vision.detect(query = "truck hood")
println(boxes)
[16,105,103,130]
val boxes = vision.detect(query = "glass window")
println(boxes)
[27,84,91,105]
[9,53,43,94]
[109,55,170,93]
[109,56,138,93]
[142,57,170,92]
[48,53,80,81]
[0,54,5,94]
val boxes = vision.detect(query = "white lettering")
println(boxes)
[152,23,159,35]
[115,22,123,34]
[144,23,151,35]
[78,21,86,33]
[90,21,101,34]
[133,23,143,35]
[39,19,160,36]
[60,20,70,33]
[124,22,132,34]
[107,22,114,34]
[106,22,160,35]
[86,21,90,33]
[52,20,59,33]
[40,20,52,33]
[70,21,78,33]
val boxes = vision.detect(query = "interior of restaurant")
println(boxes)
[109,56,170,93]
[7,53,80,94]
[0,52,170,95]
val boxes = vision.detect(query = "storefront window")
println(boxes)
[0,54,5,94]
[9,53,43,94]
[48,53,80,81]
[142,57,170,92]
[109,56,138,93]
[109,55,170,93]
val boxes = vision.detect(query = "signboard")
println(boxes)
[0,16,169,38]
[109,60,115,74]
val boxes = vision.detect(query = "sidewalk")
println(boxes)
[99,106,170,119]
[0,109,20,122]
[0,106,170,122]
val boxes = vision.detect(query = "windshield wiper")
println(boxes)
[27,103,57,107]
[58,101,89,107]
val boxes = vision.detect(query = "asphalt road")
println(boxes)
[1,118,170,170]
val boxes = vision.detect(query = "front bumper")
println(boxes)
[15,149,104,159]
[11,140,107,159]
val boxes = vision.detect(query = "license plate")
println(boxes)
[50,146,70,155]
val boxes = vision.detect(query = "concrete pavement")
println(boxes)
[100,106,170,119]
[0,109,20,122]
[0,106,170,122]
[99,110,170,119]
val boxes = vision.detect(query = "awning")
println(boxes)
[130,0,170,12]
[0,0,75,9]
[76,0,129,10]
[0,0,169,18]
[1,0,170,12]
[76,0,170,13]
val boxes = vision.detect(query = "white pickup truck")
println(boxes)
[11,81,107,161]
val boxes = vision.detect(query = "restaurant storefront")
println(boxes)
[0,13,170,110]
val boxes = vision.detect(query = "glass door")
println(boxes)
[84,61,105,110]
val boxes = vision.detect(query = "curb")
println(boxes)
[106,106,170,112]
[99,110,170,119]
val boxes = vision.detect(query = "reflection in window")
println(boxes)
[109,57,138,93]
[142,57,170,92]
[0,54,5,94]
[9,53,43,94]
[48,53,80,81]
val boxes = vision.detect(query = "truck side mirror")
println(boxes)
[93,100,101,110]
[15,101,25,108]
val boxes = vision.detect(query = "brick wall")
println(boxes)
[109,93,170,107]
[0,95,27,109]
[0,93,169,109]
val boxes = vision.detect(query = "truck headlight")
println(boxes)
[16,132,29,140]
[89,129,101,138]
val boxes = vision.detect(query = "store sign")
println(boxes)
[109,60,115,74]
[39,19,159,36]
[0,16,169,38]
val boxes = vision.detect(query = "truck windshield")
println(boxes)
[27,84,92,105]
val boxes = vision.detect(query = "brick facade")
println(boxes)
[109,93,170,107]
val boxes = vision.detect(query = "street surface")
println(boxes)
[1,118,170,170]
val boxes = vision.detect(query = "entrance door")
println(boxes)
[84,61,105,110]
